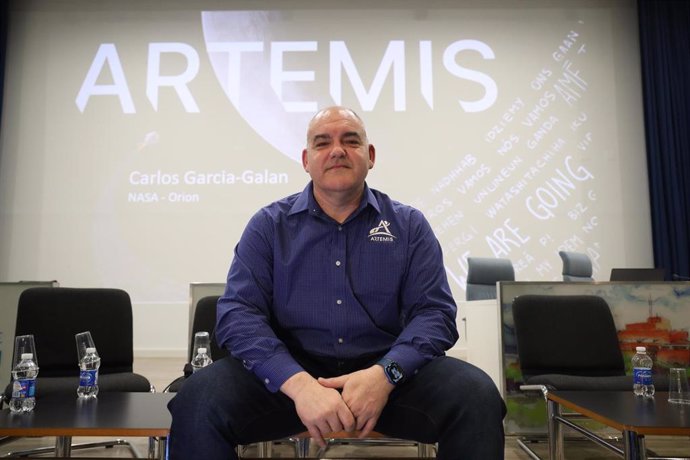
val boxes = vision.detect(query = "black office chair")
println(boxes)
[558,251,594,281]
[513,295,630,388]
[2,287,153,457]
[166,295,290,457]
[164,295,226,393]
[465,257,515,301]
[164,296,277,457]
[511,294,669,459]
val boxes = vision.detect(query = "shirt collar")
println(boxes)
[288,182,381,218]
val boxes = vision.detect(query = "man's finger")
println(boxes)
[358,418,377,438]
[326,414,345,434]
[317,375,348,389]
[308,425,326,448]
[355,414,368,431]
[338,405,356,432]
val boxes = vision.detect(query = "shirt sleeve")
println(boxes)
[383,209,459,379]
[215,209,304,392]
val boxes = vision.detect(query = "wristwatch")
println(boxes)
[377,358,405,385]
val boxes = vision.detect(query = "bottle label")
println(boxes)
[79,369,99,386]
[633,367,652,385]
[12,378,35,398]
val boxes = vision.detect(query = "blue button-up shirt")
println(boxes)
[216,182,458,392]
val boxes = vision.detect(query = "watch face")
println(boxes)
[386,361,404,383]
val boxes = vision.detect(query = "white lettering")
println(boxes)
[443,40,497,112]
[147,42,200,112]
[330,40,406,111]
[420,41,433,108]
[76,44,135,113]
[270,41,318,112]
[80,39,500,115]
[206,41,264,108]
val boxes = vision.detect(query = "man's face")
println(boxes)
[302,108,375,198]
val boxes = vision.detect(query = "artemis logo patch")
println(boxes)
[368,220,396,242]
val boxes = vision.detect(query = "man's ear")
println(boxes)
[302,149,310,172]
[368,144,376,169]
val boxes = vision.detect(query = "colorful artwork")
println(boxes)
[498,281,690,435]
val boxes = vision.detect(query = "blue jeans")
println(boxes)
[167,355,506,459]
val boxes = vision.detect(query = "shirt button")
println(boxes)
[336,299,342,305]
[264,378,270,384]
[335,260,341,267]
[338,226,343,231]
[338,338,344,344]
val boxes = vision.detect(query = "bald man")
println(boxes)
[168,107,506,459]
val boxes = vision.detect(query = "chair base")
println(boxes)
[1,437,143,458]
[515,434,632,460]
[516,436,544,460]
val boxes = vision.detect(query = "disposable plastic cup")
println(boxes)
[668,368,690,405]
[192,331,211,359]
[75,331,97,363]
[13,335,37,367]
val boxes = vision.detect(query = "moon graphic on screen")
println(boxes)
[202,11,333,163]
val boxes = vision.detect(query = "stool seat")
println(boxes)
[277,430,435,458]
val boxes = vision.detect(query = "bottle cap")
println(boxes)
[198,347,207,354]
[20,353,33,360]
[86,347,96,354]
[636,346,646,352]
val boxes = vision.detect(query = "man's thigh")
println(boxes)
[374,356,503,443]
[172,356,306,444]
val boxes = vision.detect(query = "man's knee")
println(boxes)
[169,364,223,417]
[169,358,253,421]
[431,358,505,416]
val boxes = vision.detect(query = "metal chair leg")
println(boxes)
[547,398,563,460]
[256,441,272,458]
[293,437,310,458]
[55,436,72,457]
[295,438,310,458]
[148,436,157,459]
[417,442,436,457]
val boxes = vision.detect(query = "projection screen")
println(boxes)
[0,0,652,353]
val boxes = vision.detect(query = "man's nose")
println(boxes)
[329,144,346,158]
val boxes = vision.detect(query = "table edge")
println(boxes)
[547,391,690,436]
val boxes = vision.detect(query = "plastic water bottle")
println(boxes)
[191,347,212,373]
[632,346,655,397]
[77,347,101,398]
[10,353,39,413]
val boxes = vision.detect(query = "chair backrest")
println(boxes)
[609,268,666,281]
[466,257,515,301]
[187,295,227,363]
[558,251,593,281]
[15,287,135,376]
[512,294,625,380]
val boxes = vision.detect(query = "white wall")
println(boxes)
[0,0,651,357]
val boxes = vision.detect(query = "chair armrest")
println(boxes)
[183,363,193,377]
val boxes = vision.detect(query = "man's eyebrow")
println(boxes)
[311,133,332,143]
[310,131,363,145]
